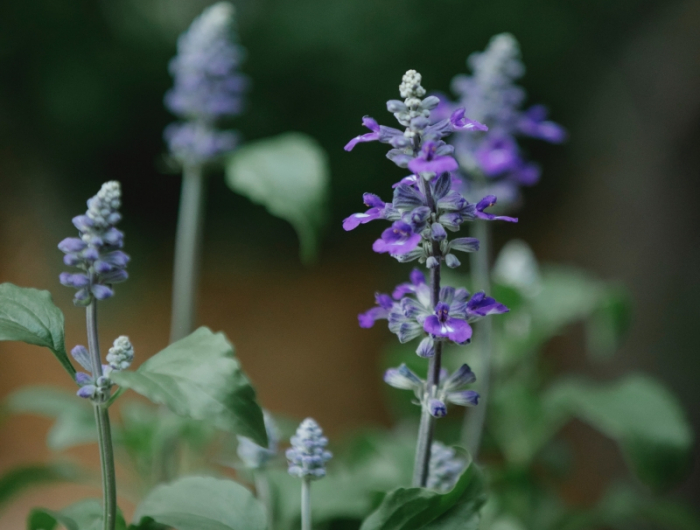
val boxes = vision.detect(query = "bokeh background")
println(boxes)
[1,0,699,525]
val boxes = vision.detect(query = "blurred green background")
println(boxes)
[0,0,698,522]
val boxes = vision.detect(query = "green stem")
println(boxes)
[255,472,274,530]
[170,163,207,343]
[301,478,311,530]
[461,219,492,458]
[86,303,117,530]
[412,176,443,487]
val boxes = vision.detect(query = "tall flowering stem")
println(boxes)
[345,70,514,487]
[164,2,248,342]
[59,182,134,530]
[439,34,566,454]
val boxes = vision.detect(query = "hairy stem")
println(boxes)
[461,219,492,457]
[412,176,443,487]
[87,303,117,530]
[170,163,207,343]
[301,478,311,530]
[255,472,274,530]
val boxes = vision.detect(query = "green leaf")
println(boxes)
[0,463,83,511]
[27,499,126,530]
[545,374,694,490]
[132,476,266,530]
[111,327,267,447]
[225,132,330,263]
[0,283,74,378]
[5,386,96,450]
[360,462,486,530]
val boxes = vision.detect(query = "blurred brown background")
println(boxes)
[1,0,699,525]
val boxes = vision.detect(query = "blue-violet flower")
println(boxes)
[286,418,332,480]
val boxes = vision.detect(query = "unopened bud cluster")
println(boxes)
[286,418,332,480]
[58,181,129,306]
[72,336,134,401]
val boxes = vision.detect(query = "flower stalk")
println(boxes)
[170,163,206,342]
[87,302,118,530]
[301,478,311,530]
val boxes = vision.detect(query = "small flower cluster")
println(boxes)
[360,269,508,355]
[72,336,134,401]
[344,70,515,264]
[427,442,467,492]
[441,33,566,203]
[58,181,129,306]
[384,363,479,418]
[286,418,332,480]
[237,412,279,470]
[164,1,247,165]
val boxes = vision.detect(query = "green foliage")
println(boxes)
[132,476,266,530]
[111,327,267,447]
[545,374,694,490]
[0,463,83,511]
[360,462,486,530]
[27,499,126,530]
[225,132,330,263]
[0,283,75,378]
[4,386,96,450]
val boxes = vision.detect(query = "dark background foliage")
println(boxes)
[0,0,698,523]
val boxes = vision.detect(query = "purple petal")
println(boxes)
[428,399,447,418]
[75,372,92,385]
[76,385,96,399]
[91,284,114,300]
[342,209,382,231]
[444,364,476,390]
[449,108,487,132]
[476,137,519,176]
[447,390,480,407]
[392,175,419,189]
[58,237,86,253]
[71,345,92,371]
[363,193,385,208]
[344,132,379,152]
[408,156,458,175]
[72,215,93,232]
[358,307,388,328]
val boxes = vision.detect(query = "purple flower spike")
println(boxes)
[343,193,387,231]
[475,196,518,223]
[423,302,472,344]
[476,136,520,176]
[373,221,422,255]
[408,142,458,175]
[518,105,567,143]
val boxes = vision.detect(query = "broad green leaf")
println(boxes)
[5,386,96,450]
[0,463,83,511]
[0,283,75,378]
[545,374,693,490]
[225,132,329,263]
[111,327,267,446]
[27,499,126,530]
[132,476,266,530]
[360,462,486,530]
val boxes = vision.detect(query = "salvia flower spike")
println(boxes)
[286,418,332,480]
[164,1,247,165]
[58,181,129,306]
[445,33,566,203]
[344,70,513,487]
[427,442,468,492]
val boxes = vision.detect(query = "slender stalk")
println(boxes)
[461,218,492,457]
[170,163,207,343]
[255,472,274,530]
[301,478,311,530]
[86,302,117,530]
[412,177,443,487]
